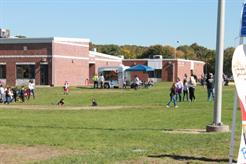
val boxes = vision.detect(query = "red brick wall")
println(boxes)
[193,62,205,80]
[123,59,204,82]
[94,60,122,74]
[52,43,90,86]
[6,61,16,86]
[52,58,88,86]
[123,60,147,67]
[177,60,191,80]
[162,61,174,81]
[52,43,89,58]
[176,60,204,81]
[0,43,52,55]
[0,58,51,86]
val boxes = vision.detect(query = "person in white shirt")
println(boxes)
[64,81,69,95]
[98,74,105,88]
[28,80,35,99]
[182,78,189,101]
[0,85,5,102]
[134,75,140,90]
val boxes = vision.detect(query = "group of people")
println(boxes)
[58,80,98,107]
[92,74,105,88]
[0,80,35,104]
[166,70,215,108]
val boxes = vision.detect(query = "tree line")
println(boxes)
[89,43,234,76]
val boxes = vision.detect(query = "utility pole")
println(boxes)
[206,0,229,132]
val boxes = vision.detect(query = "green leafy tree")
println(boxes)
[176,45,195,59]
[140,45,173,59]
[223,47,235,76]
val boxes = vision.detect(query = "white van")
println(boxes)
[98,65,130,88]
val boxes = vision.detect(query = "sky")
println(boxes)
[0,0,244,49]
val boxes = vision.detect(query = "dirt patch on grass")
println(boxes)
[0,144,82,164]
[162,128,207,134]
[0,104,157,111]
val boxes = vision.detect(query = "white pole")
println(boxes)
[206,0,229,132]
[229,91,238,164]
[213,0,225,125]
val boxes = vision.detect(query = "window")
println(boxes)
[0,65,6,78]
[16,64,35,79]
[148,69,162,78]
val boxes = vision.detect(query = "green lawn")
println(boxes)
[0,82,241,163]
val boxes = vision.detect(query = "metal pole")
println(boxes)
[229,91,238,164]
[213,0,225,125]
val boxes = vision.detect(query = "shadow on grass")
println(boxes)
[148,154,236,163]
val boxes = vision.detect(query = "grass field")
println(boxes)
[0,82,242,163]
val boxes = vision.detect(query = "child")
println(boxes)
[183,78,189,101]
[166,83,178,108]
[91,98,97,106]
[57,98,64,106]
[175,77,183,102]
[64,81,69,95]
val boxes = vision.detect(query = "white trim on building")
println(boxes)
[123,58,205,64]
[53,55,89,60]
[0,55,51,58]
[53,41,89,47]
[89,51,123,61]
[16,62,36,65]
[0,37,90,44]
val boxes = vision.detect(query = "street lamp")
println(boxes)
[172,41,180,82]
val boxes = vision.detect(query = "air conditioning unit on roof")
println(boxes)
[0,28,10,38]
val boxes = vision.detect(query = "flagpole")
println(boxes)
[206,0,229,132]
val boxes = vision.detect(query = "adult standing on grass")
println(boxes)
[98,74,105,88]
[4,86,12,104]
[0,84,4,102]
[134,75,140,90]
[28,80,35,99]
[206,73,215,101]
[166,83,178,108]
[64,81,69,95]
[92,74,99,88]
[182,78,189,101]
[188,76,196,102]
[190,69,198,82]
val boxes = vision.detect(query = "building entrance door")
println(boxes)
[40,64,48,85]
[89,63,95,84]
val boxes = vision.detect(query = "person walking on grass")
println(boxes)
[206,73,215,101]
[166,83,178,108]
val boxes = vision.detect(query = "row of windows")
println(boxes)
[0,65,35,79]
[0,65,163,79]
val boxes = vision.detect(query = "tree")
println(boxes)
[140,45,173,59]
[223,47,235,76]
[176,45,195,59]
